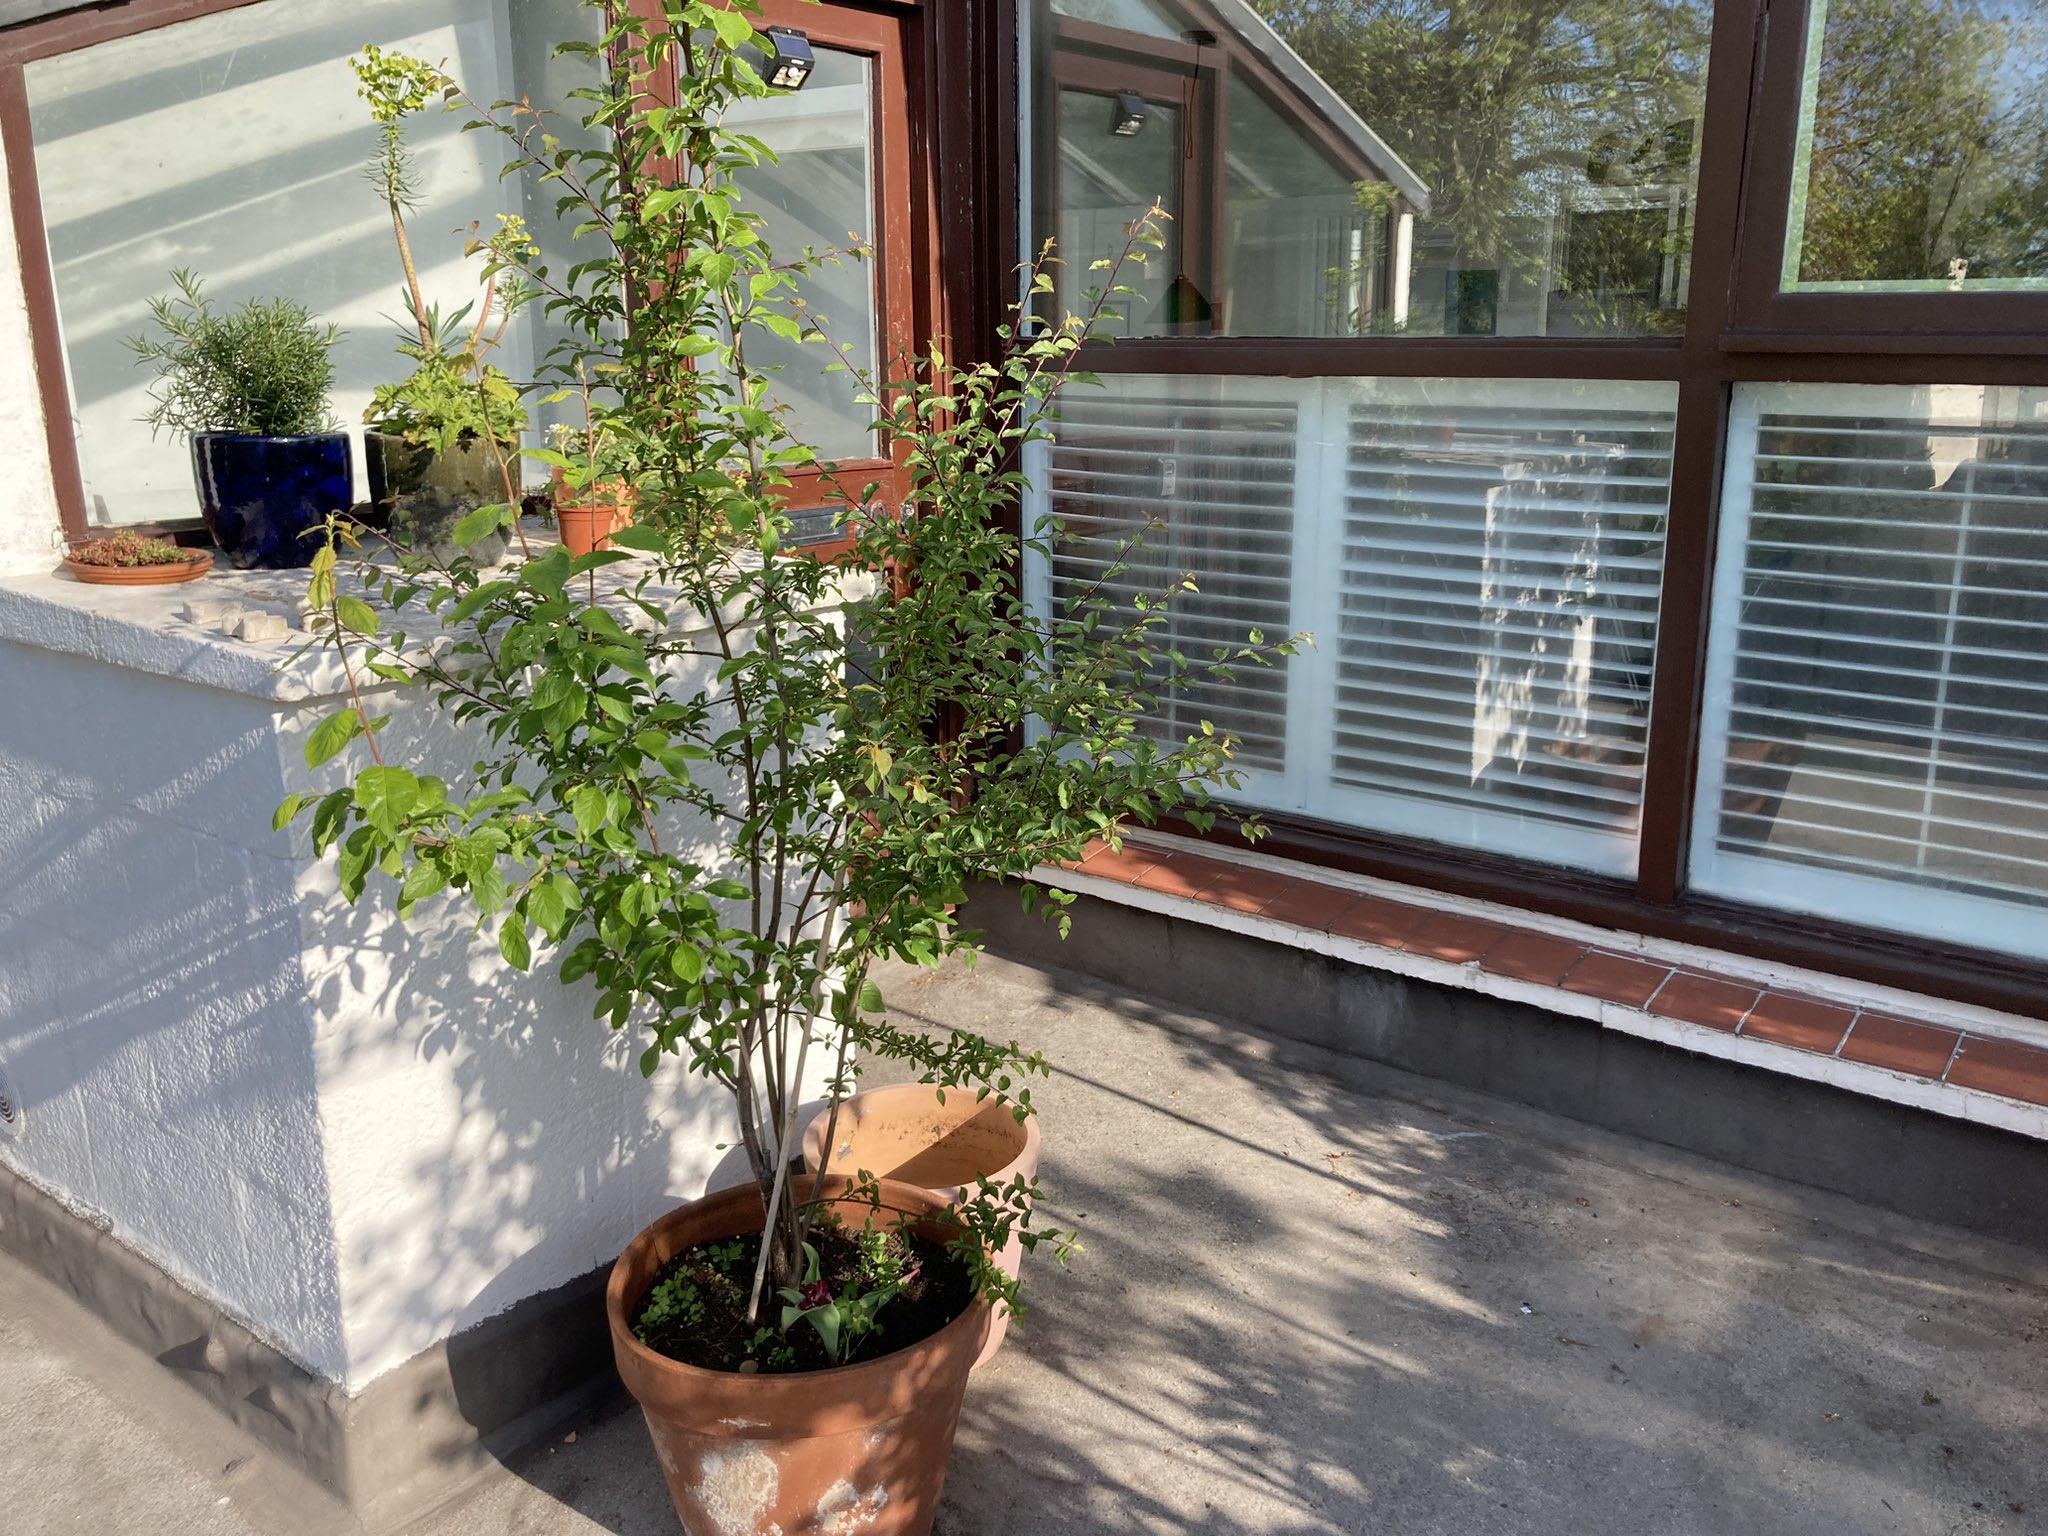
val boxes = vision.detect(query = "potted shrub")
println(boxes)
[801,1085,1041,1370]
[279,8,1298,1532]
[127,271,347,570]
[353,45,531,567]
[62,532,212,587]
[545,422,637,557]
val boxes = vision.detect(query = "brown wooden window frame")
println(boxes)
[1016,0,2048,1020]
[0,0,948,552]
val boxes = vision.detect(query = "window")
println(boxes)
[724,45,881,463]
[1020,0,2048,1001]
[1028,0,1711,338]
[20,0,594,529]
[1784,0,2048,292]
[1034,375,1677,875]
[1694,383,2048,959]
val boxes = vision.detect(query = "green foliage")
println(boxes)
[285,0,1300,1349]
[633,1270,706,1340]
[368,340,528,454]
[353,47,534,463]
[66,533,189,568]
[126,270,340,438]
[776,1237,911,1365]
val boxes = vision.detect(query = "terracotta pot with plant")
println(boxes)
[126,272,347,571]
[282,7,1299,1533]
[62,532,214,587]
[546,423,637,557]
[802,1085,1042,1368]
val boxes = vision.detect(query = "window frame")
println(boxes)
[1726,0,2048,351]
[0,0,940,550]
[1014,0,2048,1019]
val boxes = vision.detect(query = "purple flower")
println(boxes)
[801,1280,834,1310]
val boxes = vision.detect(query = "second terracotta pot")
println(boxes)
[802,1085,1042,1368]
[552,469,636,557]
[608,1176,989,1536]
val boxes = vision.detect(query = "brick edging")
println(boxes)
[1046,839,2048,1134]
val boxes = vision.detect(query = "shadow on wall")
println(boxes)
[0,645,348,1377]
[283,678,748,1396]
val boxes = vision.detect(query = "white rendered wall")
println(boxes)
[0,641,346,1377]
[0,577,832,1391]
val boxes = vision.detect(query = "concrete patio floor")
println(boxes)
[8,948,2047,1535]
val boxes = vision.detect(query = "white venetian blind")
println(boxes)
[1043,387,1300,773]
[1323,381,1676,874]
[1693,383,2048,960]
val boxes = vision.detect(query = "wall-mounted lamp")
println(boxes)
[762,26,815,91]
[1110,91,1149,138]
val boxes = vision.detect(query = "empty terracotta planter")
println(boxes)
[608,1176,987,1536]
[802,1085,1042,1368]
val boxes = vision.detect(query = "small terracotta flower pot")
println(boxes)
[802,1085,1041,1368]
[63,551,213,586]
[608,1176,989,1536]
[552,470,636,557]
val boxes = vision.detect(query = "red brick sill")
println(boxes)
[1048,838,2048,1135]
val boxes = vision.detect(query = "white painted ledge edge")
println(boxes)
[1030,853,2048,1146]
[0,551,878,704]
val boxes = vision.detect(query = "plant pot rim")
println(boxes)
[605,1175,991,1437]
[801,1084,1043,1200]
[62,550,214,585]
[190,429,350,445]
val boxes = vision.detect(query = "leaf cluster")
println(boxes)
[127,269,341,439]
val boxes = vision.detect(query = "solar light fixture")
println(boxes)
[1111,91,1149,137]
[762,26,815,91]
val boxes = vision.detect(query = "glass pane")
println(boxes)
[1785,0,2048,291]
[1029,0,1710,338]
[1052,88,1182,334]
[1049,0,1182,38]
[1027,375,1676,875]
[23,0,594,528]
[1694,383,2048,961]
[725,47,879,464]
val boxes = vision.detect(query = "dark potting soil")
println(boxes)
[630,1222,975,1375]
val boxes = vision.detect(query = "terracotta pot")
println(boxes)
[801,1086,1041,1369]
[62,551,213,587]
[608,1176,989,1536]
[552,470,636,557]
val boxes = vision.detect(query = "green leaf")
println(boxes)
[334,594,380,636]
[703,878,750,901]
[451,503,510,549]
[354,765,419,832]
[607,524,666,553]
[707,6,756,48]
[272,793,309,832]
[670,943,705,984]
[570,784,609,836]
[305,710,364,768]
[500,912,532,971]
[399,858,450,909]
[857,979,885,1015]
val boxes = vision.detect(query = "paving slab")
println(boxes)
[7,949,2047,1535]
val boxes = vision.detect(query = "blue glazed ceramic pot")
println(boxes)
[190,432,353,570]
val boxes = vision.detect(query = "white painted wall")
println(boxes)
[0,574,836,1391]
